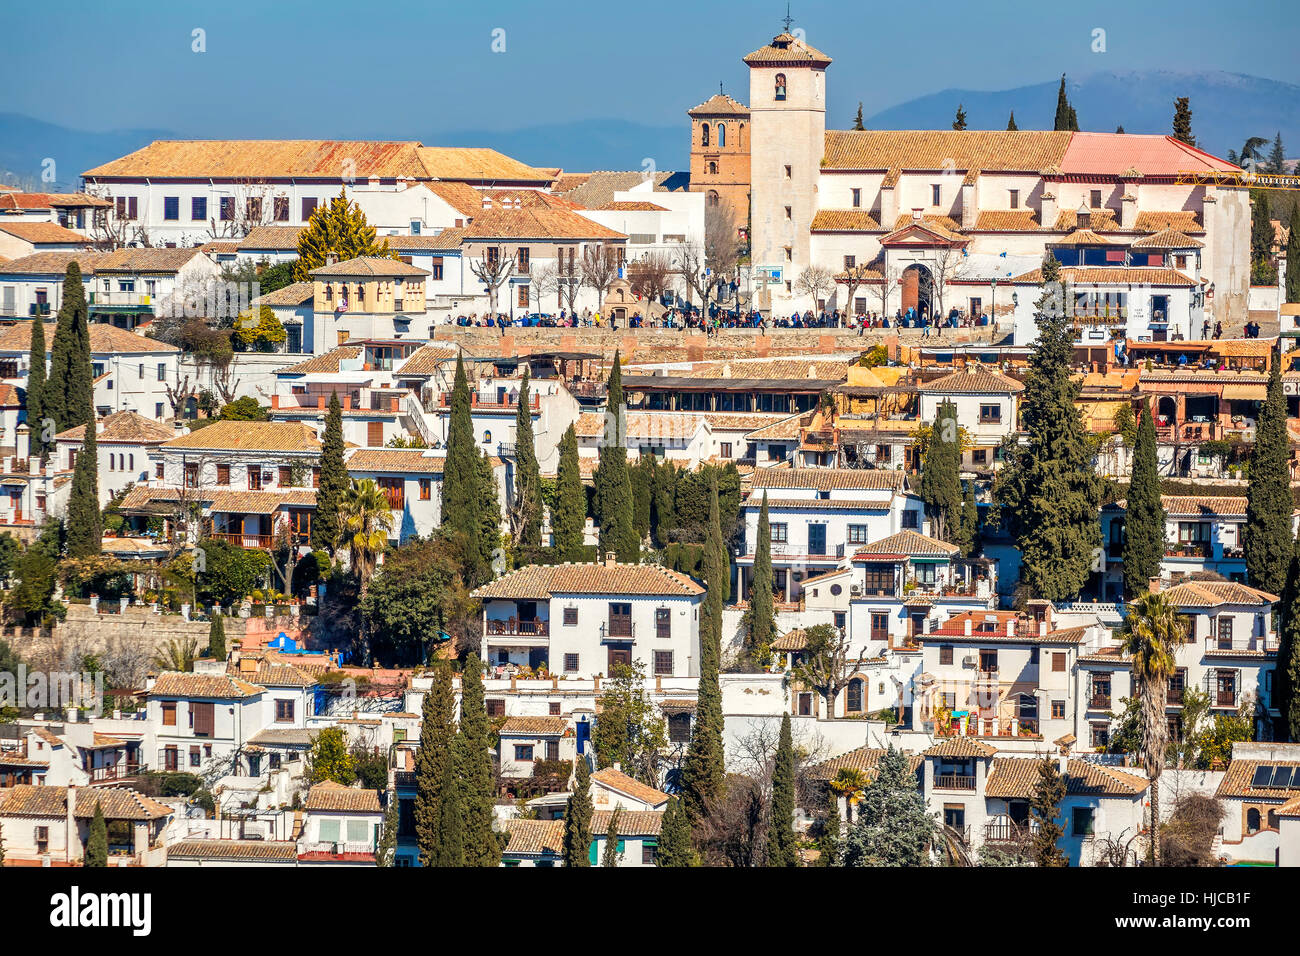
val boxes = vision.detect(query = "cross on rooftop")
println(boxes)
[782,4,794,32]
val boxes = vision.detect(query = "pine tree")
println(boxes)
[1245,354,1292,595]
[593,352,637,562]
[1006,111,1018,132]
[920,400,962,542]
[1172,97,1196,147]
[601,808,622,867]
[992,252,1102,600]
[552,423,587,561]
[1054,75,1075,131]
[562,758,593,866]
[207,611,227,661]
[842,745,935,866]
[746,492,776,662]
[1268,132,1287,174]
[458,660,500,866]
[852,102,865,131]
[513,366,542,556]
[952,104,967,131]
[1116,125,1126,134]
[656,796,697,866]
[435,736,465,866]
[26,315,48,459]
[84,801,107,867]
[767,713,798,867]
[47,262,93,436]
[1278,547,1300,740]
[1286,207,1300,304]
[414,667,455,865]
[1122,402,1165,598]
[1029,758,1068,866]
[65,413,101,558]
[442,353,494,582]
[1251,192,1273,273]
[376,794,398,866]
[680,478,725,825]
[312,392,346,553]
[293,188,396,280]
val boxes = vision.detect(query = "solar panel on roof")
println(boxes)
[1251,765,1273,787]
[1272,766,1294,788]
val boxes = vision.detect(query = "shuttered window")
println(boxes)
[192,701,215,738]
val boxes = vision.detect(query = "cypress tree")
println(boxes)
[746,492,776,662]
[435,737,465,867]
[656,796,697,866]
[920,400,962,542]
[1278,546,1300,740]
[1286,207,1300,304]
[0,821,5,866]
[513,366,542,556]
[207,611,227,661]
[952,104,967,131]
[26,316,48,459]
[817,789,842,866]
[84,802,107,867]
[1122,402,1165,598]
[630,455,654,543]
[458,660,500,866]
[956,479,979,558]
[562,758,593,866]
[680,478,725,824]
[852,102,865,131]
[65,414,101,558]
[993,253,1101,600]
[1006,110,1018,132]
[312,392,346,553]
[1172,97,1196,147]
[552,423,587,561]
[709,466,731,603]
[1029,758,1068,866]
[1053,74,1078,131]
[47,262,93,435]
[376,794,398,866]
[1245,353,1292,595]
[475,448,501,575]
[414,667,455,865]
[442,353,493,581]
[601,808,622,867]
[594,352,637,562]
[1268,132,1287,174]
[767,713,798,867]
[1251,192,1273,274]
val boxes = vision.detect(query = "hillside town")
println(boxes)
[4,23,1300,882]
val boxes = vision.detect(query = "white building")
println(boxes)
[52,410,176,506]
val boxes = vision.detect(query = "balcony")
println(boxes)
[209,531,275,549]
[1155,421,1224,443]
[984,822,1035,844]
[600,620,635,643]
[1165,542,1212,559]
[439,392,540,411]
[1205,634,1277,655]
[934,773,976,790]
[88,762,141,784]
[485,618,549,637]
[299,841,375,858]
[1088,693,1112,710]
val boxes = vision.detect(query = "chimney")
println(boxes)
[65,706,78,723]
[1148,576,1161,595]
[1058,750,1069,779]
[15,422,29,461]
[911,207,922,222]
[1039,620,1048,638]
[65,785,79,863]
[963,618,972,637]
[612,762,621,773]
[1006,617,1016,638]
[604,551,617,568]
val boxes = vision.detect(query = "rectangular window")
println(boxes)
[517,284,529,309]
[1051,700,1066,719]
[939,646,953,665]
[1090,190,1103,209]
[318,819,340,844]
[219,196,235,221]
[191,701,214,738]
[516,247,530,273]
[545,740,560,762]
[279,466,292,486]
[486,698,505,717]
[1072,807,1095,837]
[216,464,231,485]
[189,746,201,768]
[163,197,179,220]
[430,257,444,281]
[1009,189,1019,209]
[548,701,561,716]
[797,692,812,716]
[902,511,920,529]
[851,188,861,208]
[246,197,263,222]
[972,449,988,465]
[979,403,1002,423]
[563,607,578,626]
[563,653,579,672]
[719,442,732,458]
[419,478,431,500]
[275,699,295,722]
[770,522,788,543]
[273,196,289,221]
[844,255,856,270]
[784,165,792,178]
[514,745,534,762]
[1051,651,1066,672]
[848,524,868,544]
[161,701,177,726]
[642,843,658,865]
[191,196,207,221]
[184,463,199,488]
[653,650,674,676]
[1217,616,1233,648]
[248,467,264,490]
[931,184,942,206]
[784,206,792,220]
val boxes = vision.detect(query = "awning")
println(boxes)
[1222,384,1266,401]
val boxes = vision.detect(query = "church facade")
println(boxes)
[735,31,1252,338]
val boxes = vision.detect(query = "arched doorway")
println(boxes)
[1155,395,1177,428]
[901,263,934,319]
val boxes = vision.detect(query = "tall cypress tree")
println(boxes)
[1251,192,1273,274]
[1029,758,1068,867]
[26,316,48,459]
[552,423,587,561]
[84,801,107,867]
[680,478,725,824]
[435,737,465,867]
[601,808,622,867]
[919,400,962,541]
[1006,110,1018,132]
[312,392,346,553]
[1122,402,1165,598]
[993,253,1101,600]
[1245,353,1292,596]
[1171,97,1196,147]
[47,262,93,435]
[594,352,637,562]
[767,713,798,867]
[1278,548,1300,740]
[207,611,227,660]
[952,104,967,131]
[458,660,500,866]
[746,492,776,662]
[852,102,865,131]
[65,413,101,558]
[1286,207,1300,304]
[442,353,493,582]
[656,796,696,866]
[1053,74,1078,132]
[414,666,455,865]
[956,479,978,558]
[562,758,593,866]
[513,366,542,557]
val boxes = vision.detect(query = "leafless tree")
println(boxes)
[705,202,740,284]
[82,184,153,250]
[531,262,563,314]
[794,265,836,310]
[579,243,621,306]
[837,262,884,318]
[468,245,515,315]
[164,374,198,419]
[205,179,281,241]
[930,243,973,318]
[871,262,902,319]
[789,623,858,716]
[211,363,242,406]
[628,252,674,307]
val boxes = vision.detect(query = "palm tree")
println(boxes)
[337,478,395,596]
[1121,590,1182,866]
[1239,136,1269,170]
[152,637,199,672]
[829,767,868,824]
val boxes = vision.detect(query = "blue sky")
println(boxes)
[2,0,1297,137]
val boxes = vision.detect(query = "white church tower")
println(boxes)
[744,27,830,311]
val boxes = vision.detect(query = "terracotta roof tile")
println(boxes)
[985,757,1147,799]
[253,281,315,307]
[0,221,89,245]
[394,342,458,375]
[808,746,923,780]
[591,768,669,806]
[821,130,1070,172]
[1217,759,1300,800]
[1129,228,1204,249]
[855,529,959,558]
[591,809,663,835]
[499,716,569,737]
[236,225,304,250]
[346,448,447,474]
[308,256,427,278]
[687,93,749,117]
[811,209,882,232]
[501,818,564,855]
[474,562,703,600]
[1052,209,1120,232]
[1134,210,1204,234]
[1160,580,1279,608]
[1012,266,1198,288]
[460,207,626,242]
[973,210,1042,231]
[0,784,171,820]
[149,671,264,698]
[166,839,298,862]
[0,251,105,275]
[922,737,997,758]
[55,410,176,444]
[277,344,365,375]
[162,420,321,453]
[743,32,832,65]
[751,467,904,492]
[95,247,210,273]
[304,780,382,813]
[917,365,1024,394]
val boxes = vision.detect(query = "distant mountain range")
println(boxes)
[3,70,1297,187]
